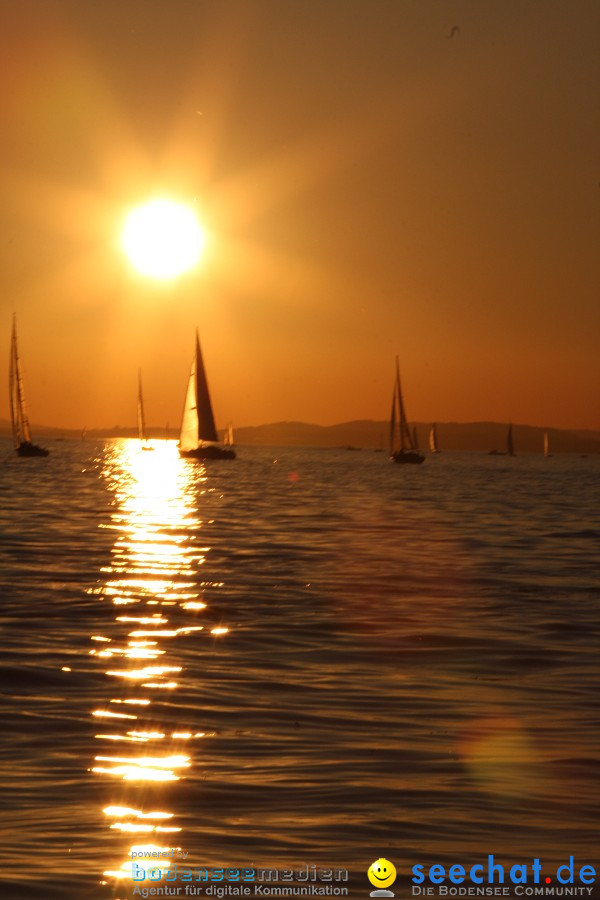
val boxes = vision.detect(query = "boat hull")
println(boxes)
[391,450,425,464]
[179,444,236,460]
[16,441,49,457]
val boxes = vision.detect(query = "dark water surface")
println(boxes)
[0,439,598,898]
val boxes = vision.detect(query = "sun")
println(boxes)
[121,198,206,280]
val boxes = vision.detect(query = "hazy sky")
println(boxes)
[0,0,598,431]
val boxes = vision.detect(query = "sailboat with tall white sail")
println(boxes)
[429,423,440,454]
[179,331,236,460]
[137,370,153,450]
[9,316,49,457]
[389,357,424,464]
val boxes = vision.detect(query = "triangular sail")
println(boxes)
[389,385,397,454]
[194,333,218,443]
[429,424,439,453]
[9,317,32,448]
[223,422,234,446]
[395,357,416,451]
[179,350,199,451]
[137,370,147,443]
[179,332,219,451]
[543,431,549,457]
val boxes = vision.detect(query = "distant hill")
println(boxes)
[1,418,599,454]
[233,421,600,454]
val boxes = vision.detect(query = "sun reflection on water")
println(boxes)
[91,439,228,890]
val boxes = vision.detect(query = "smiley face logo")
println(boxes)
[368,858,397,889]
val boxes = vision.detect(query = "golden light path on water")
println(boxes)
[90,440,229,893]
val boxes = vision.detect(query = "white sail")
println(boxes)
[429,424,439,453]
[544,431,550,457]
[224,422,234,446]
[179,350,199,452]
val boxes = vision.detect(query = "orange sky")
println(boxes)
[0,0,598,432]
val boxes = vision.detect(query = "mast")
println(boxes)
[137,369,147,443]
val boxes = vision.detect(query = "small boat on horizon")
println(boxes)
[544,431,552,457]
[507,422,515,457]
[389,357,425,464]
[9,316,49,457]
[179,331,236,461]
[429,423,440,454]
[489,423,515,456]
[137,370,154,450]
[223,422,235,450]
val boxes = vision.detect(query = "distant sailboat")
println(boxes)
[179,331,236,461]
[489,422,515,456]
[390,357,425,464]
[507,422,515,457]
[9,316,49,457]
[429,424,440,454]
[543,431,551,457]
[137,370,153,450]
[223,422,235,449]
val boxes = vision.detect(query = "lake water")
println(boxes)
[0,439,598,899]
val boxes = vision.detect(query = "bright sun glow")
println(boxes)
[122,199,205,280]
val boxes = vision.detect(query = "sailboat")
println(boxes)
[429,423,440,454]
[137,370,153,450]
[223,422,235,449]
[489,423,515,456]
[9,316,49,457]
[390,357,425,464]
[179,331,236,460]
[507,422,515,457]
[543,431,551,457]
